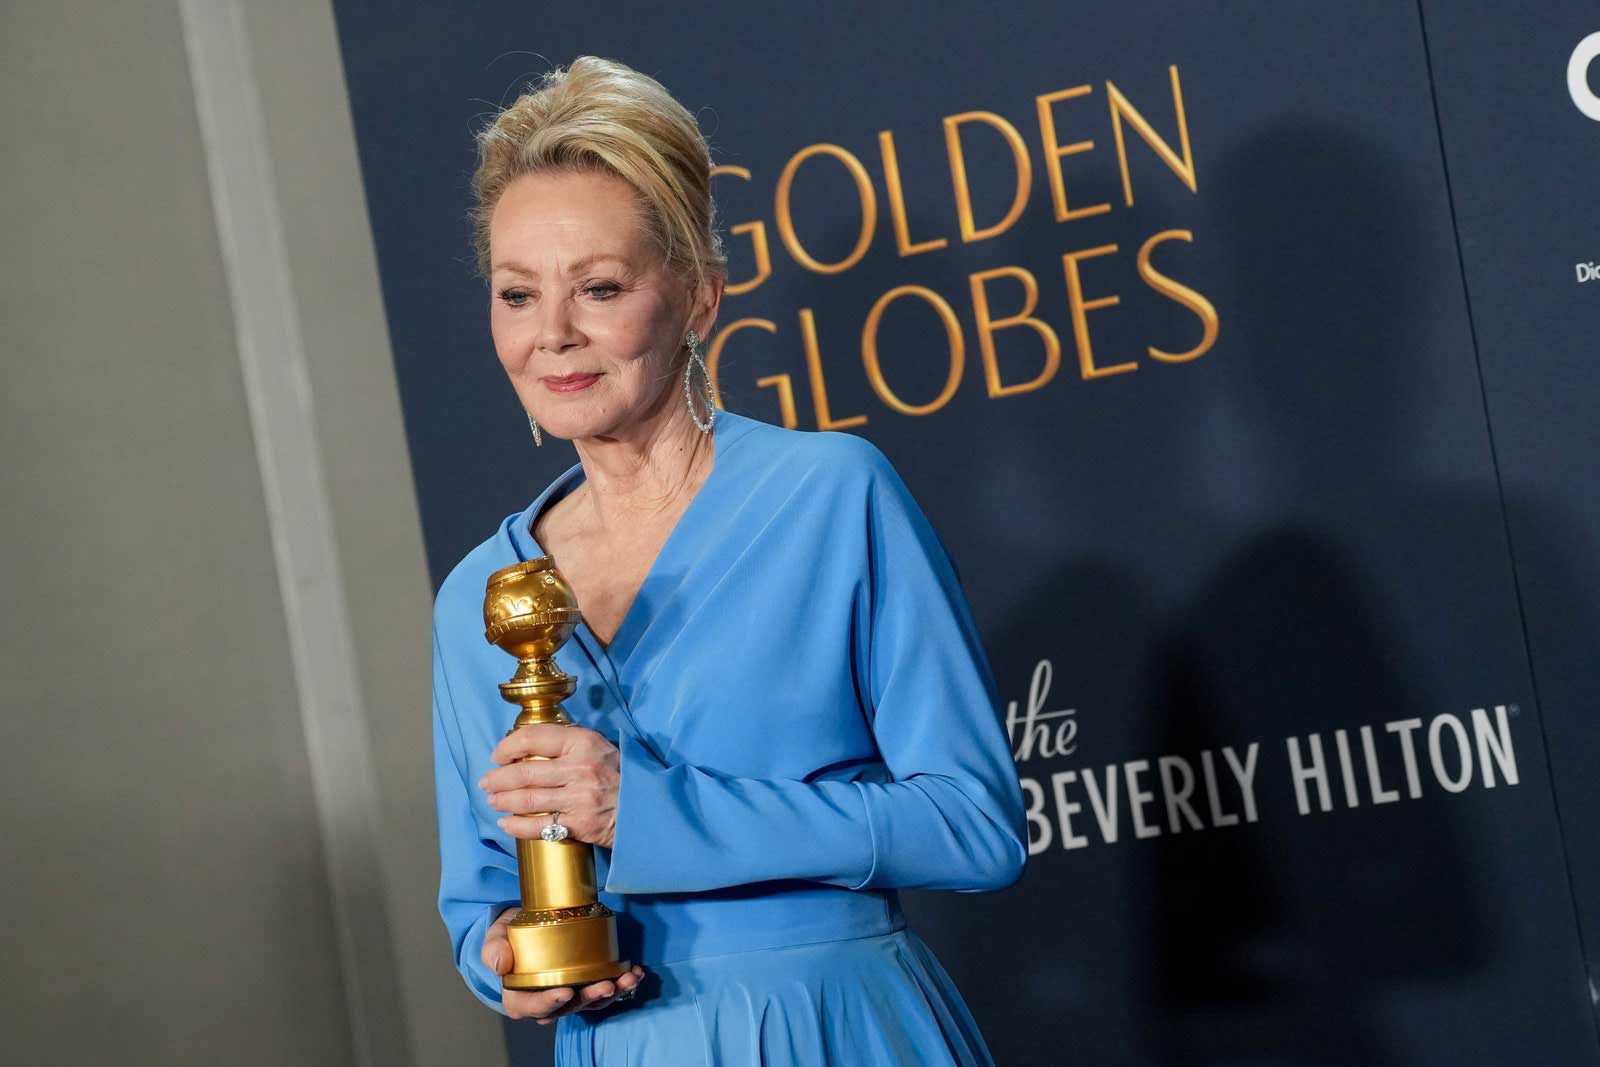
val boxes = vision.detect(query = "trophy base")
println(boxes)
[503,905,629,992]
[504,959,634,991]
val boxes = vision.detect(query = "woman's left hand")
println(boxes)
[480,724,621,849]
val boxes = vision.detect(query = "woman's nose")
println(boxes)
[535,297,583,354]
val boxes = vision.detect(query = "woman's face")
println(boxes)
[487,169,710,443]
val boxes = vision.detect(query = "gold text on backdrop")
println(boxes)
[706,65,1220,429]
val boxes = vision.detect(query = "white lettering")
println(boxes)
[1200,749,1240,826]
[1158,755,1204,833]
[1428,713,1473,793]
[1050,770,1089,849]
[1473,705,1520,787]
[1569,32,1600,121]
[1013,703,1520,854]
[1081,765,1121,844]
[1333,728,1361,808]
[1006,659,1077,763]
[1021,777,1052,854]
[1125,759,1161,839]
[1386,718,1426,799]
[1360,724,1400,804]
[1222,744,1260,823]
[1287,734,1331,815]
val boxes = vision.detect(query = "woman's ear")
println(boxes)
[688,270,726,342]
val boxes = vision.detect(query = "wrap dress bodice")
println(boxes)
[430,408,1027,1064]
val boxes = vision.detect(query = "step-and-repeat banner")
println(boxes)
[330,2,1600,1062]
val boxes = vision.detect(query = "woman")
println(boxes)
[431,55,1027,1065]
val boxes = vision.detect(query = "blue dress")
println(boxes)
[430,408,1028,1065]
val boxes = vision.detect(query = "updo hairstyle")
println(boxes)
[469,55,726,302]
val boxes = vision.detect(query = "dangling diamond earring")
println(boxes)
[683,329,715,434]
[527,412,543,447]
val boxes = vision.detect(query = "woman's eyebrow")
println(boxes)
[492,253,629,278]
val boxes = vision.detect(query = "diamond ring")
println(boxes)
[540,813,569,842]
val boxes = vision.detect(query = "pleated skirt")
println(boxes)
[552,927,995,1066]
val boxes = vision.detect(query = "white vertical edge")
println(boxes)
[177,3,397,1064]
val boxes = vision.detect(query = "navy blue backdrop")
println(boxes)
[329,2,1600,1063]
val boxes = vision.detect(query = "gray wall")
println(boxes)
[0,2,501,1064]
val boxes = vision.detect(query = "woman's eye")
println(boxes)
[497,288,532,307]
[583,283,620,300]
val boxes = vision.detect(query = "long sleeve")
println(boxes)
[432,622,519,1015]
[602,439,1028,896]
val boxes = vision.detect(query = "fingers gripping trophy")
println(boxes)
[482,556,630,989]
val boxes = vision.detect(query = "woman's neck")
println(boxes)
[567,398,713,533]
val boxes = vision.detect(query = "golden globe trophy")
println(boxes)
[482,556,629,990]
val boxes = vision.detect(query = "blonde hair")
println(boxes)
[470,56,726,300]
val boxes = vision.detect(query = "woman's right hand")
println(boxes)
[483,907,647,1024]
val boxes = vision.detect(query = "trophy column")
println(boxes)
[483,557,630,990]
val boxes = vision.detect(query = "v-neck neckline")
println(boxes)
[518,411,735,676]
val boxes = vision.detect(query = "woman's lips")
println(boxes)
[542,373,601,394]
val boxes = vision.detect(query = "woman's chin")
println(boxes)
[538,412,613,444]
[532,390,675,443]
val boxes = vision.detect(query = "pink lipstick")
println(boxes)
[542,373,601,394]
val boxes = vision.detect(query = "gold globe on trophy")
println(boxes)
[482,556,630,990]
